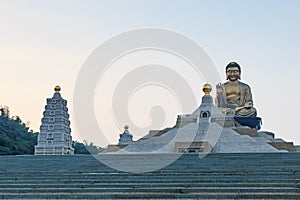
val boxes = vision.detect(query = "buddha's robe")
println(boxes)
[216,81,257,117]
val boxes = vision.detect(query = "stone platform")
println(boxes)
[0,153,300,199]
[113,93,297,153]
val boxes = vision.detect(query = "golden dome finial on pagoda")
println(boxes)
[202,83,212,95]
[124,125,129,130]
[54,85,61,93]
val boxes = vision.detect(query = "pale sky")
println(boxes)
[1,0,300,147]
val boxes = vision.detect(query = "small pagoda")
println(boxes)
[118,125,133,145]
[34,86,74,155]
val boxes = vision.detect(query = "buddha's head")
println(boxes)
[226,62,241,81]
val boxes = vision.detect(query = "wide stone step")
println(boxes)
[0,180,299,186]
[0,182,298,188]
[1,167,300,173]
[1,193,300,199]
[0,172,299,178]
[1,187,300,193]
[2,176,299,182]
[1,170,299,175]
[1,170,299,176]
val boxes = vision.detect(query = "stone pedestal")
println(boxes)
[234,116,262,130]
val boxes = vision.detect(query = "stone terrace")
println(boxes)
[0,153,300,199]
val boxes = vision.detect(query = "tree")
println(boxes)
[73,141,104,154]
[0,114,38,155]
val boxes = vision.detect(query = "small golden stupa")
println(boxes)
[202,83,212,95]
[54,86,61,93]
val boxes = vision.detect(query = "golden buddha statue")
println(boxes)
[216,62,257,117]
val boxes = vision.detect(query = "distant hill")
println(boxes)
[0,107,38,155]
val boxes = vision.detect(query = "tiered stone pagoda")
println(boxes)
[34,86,74,155]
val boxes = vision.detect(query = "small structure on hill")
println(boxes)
[106,125,134,152]
[34,86,74,155]
[118,125,133,145]
[0,105,10,118]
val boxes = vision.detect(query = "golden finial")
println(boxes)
[54,85,61,93]
[124,125,129,130]
[202,83,212,95]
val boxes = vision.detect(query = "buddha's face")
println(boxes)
[226,67,241,81]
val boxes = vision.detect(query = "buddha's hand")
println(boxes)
[244,101,253,108]
[216,83,223,94]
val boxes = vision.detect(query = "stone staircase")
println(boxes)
[0,153,300,199]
